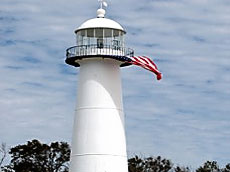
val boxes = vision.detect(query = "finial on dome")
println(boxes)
[97,8,106,18]
[97,0,108,18]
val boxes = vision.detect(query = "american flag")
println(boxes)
[128,56,162,80]
[110,55,162,80]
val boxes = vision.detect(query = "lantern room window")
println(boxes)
[76,28,125,49]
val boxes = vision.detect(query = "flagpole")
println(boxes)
[98,0,108,9]
[99,0,103,9]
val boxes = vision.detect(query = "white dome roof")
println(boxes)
[75,17,125,33]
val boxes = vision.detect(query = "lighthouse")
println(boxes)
[65,2,134,172]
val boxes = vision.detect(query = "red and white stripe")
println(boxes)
[129,56,162,80]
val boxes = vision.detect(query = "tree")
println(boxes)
[128,155,145,172]
[222,164,230,172]
[128,155,173,172]
[2,139,70,172]
[0,143,7,168]
[2,139,230,172]
[174,166,191,172]
[196,161,221,172]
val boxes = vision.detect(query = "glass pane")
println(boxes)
[83,37,88,45]
[104,37,112,46]
[77,30,86,36]
[113,30,119,37]
[104,29,112,37]
[121,35,125,47]
[76,30,85,45]
[87,29,94,37]
[97,38,104,48]
[77,35,83,45]
[113,40,119,47]
[95,28,103,38]
[91,37,97,45]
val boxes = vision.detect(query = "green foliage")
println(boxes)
[222,164,230,172]
[2,139,70,172]
[128,155,145,172]
[128,155,173,172]
[1,139,230,172]
[174,166,191,172]
[196,161,221,172]
[0,143,7,168]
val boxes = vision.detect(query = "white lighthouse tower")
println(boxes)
[65,3,134,172]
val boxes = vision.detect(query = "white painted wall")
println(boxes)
[69,58,128,172]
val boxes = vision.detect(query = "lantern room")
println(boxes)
[65,8,134,67]
[75,9,125,49]
[75,28,125,49]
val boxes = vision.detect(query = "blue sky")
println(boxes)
[0,0,230,168]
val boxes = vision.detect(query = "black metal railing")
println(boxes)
[66,44,134,58]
